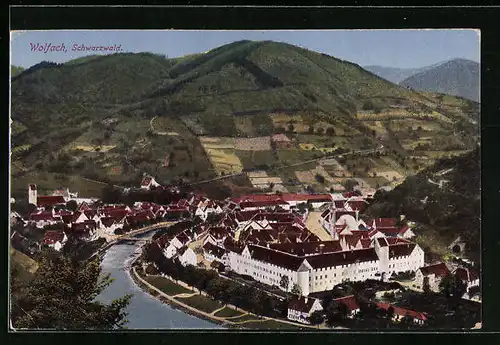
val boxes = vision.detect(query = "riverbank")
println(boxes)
[129,263,316,330]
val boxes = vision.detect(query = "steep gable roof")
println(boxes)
[454,267,479,282]
[334,295,360,312]
[419,262,450,277]
[288,296,320,313]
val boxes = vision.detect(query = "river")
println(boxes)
[96,240,222,329]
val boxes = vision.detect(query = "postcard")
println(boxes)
[9,29,481,331]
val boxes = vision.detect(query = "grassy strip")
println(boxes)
[175,294,223,314]
[226,314,261,323]
[144,276,193,296]
[214,307,244,318]
[243,319,308,330]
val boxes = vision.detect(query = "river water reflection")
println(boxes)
[96,241,222,329]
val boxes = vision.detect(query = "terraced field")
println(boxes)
[205,148,243,175]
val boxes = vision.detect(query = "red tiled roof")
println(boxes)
[248,244,304,271]
[30,212,60,222]
[305,248,379,269]
[376,302,427,321]
[43,230,64,244]
[270,241,342,256]
[420,263,450,278]
[349,230,370,239]
[240,200,289,208]
[37,195,66,207]
[374,218,396,228]
[334,295,360,312]
[360,238,372,249]
[343,191,361,198]
[71,220,97,234]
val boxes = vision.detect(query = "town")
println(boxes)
[10,174,481,329]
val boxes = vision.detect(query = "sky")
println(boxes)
[10,29,480,70]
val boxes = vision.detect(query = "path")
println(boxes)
[210,305,227,316]
[173,292,198,298]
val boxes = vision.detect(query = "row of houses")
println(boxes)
[286,294,429,325]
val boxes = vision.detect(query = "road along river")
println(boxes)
[95,237,222,329]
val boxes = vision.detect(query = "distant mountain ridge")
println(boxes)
[363,64,435,84]
[399,58,479,102]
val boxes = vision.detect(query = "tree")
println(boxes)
[326,127,335,136]
[66,200,78,212]
[343,179,359,192]
[308,310,324,328]
[279,275,290,292]
[439,273,467,298]
[308,126,314,134]
[287,124,295,133]
[315,173,326,184]
[316,127,324,135]
[291,283,302,296]
[10,250,131,330]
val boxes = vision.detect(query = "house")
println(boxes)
[287,296,323,324]
[203,241,227,263]
[70,220,98,241]
[271,133,294,149]
[140,175,160,190]
[414,262,450,292]
[333,295,360,318]
[454,267,480,291]
[43,230,67,251]
[375,302,428,325]
[10,211,25,226]
[29,211,62,229]
[177,247,197,267]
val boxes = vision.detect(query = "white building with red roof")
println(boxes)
[414,262,451,292]
[453,267,480,291]
[376,302,428,325]
[43,230,67,251]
